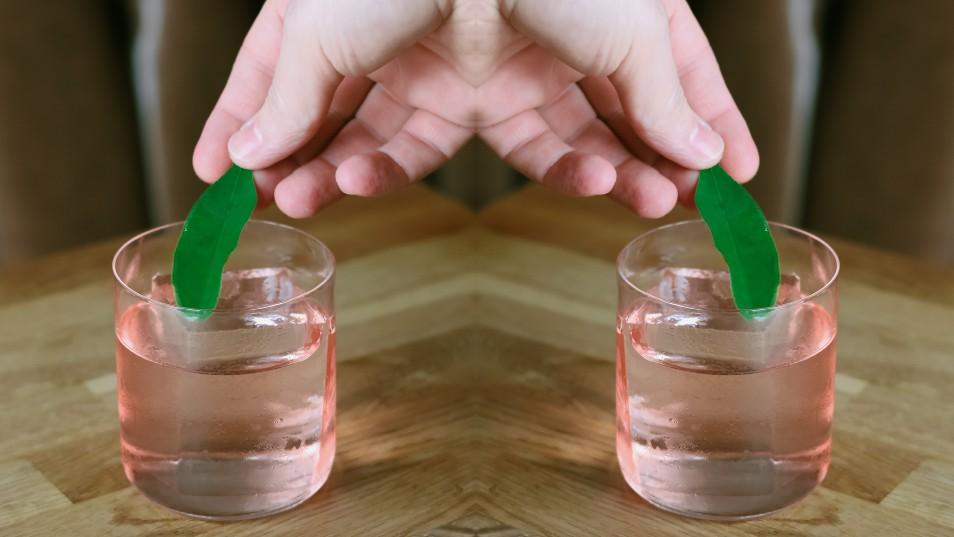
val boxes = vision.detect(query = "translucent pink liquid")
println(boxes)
[616,301,836,519]
[116,301,335,520]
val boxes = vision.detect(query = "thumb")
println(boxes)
[608,4,724,169]
[229,0,448,169]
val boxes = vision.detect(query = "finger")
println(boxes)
[503,0,727,169]
[252,161,295,209]
[607,2,727,170]
[288,76,375,165]
[271,121,382,217]
[273,159,342,218]
[579,76,699,207]
[610,159,679,218]
[578,77,659,164]
[247,76,374,208]
[193,0,286,182]
[580,76,713,208]
[480,110,615,196]
[273,82,461,215]
[539,86,630,166]
[337,110,472,196]
[663,0,758,180]
[563,121,679,217]
[540,86,677,217]
[229,0,448,170]
[225,4,342,169]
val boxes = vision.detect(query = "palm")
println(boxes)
[380,16,696,214]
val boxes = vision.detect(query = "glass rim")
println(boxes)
[617,219,840,315]
[112,219,335,315]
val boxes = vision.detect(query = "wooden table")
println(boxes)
[1,186,952,536]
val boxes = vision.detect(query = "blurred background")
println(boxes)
[0,0,952,268]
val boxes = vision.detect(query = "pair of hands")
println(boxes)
[193,0,759,219]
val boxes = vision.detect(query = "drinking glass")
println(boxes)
[112,220,336,520]
[616,220,839,520]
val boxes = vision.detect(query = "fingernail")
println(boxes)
[228,120,263,162]
[690,121,724,164]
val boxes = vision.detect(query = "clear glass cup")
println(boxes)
[616,220,839,520]
[112,220,336,520]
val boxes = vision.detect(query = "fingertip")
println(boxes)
[193,136,231,183]
[335,155,374,196]
[544,153,617,196]
[613,160,678,218]
[725,146,760,183]
[711,114,760,183]
[273,160,340,218]
[636,178,678,219]
[689,120,726,168]
[227,110,324,170]
[581,154,617,195]
[227,119,268,169]
[336,153,407,197]
[193,105,246,182]
[274,178,316,218]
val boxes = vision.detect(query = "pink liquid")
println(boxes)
[617,299,836,519]
[116,300,335,520]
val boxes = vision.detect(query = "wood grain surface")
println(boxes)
[1,185,952,536]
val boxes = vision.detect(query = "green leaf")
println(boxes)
[172,165,257,314]
[695,164,780,315]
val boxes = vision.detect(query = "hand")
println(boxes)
[481,0,760,216]
[193,0,758,219]
[193,0,475,217]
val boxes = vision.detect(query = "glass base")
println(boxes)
[633,486,815,522]
[133,482,323,522]
[126,450,335,522]
[620,464,821,521]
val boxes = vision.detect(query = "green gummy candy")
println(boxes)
[172,165,257,314]
[695,165,780,315]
